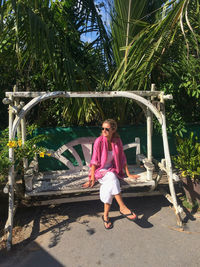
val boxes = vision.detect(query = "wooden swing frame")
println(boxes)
[3,85,183,250]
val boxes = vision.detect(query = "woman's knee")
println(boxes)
[107,172,118,181]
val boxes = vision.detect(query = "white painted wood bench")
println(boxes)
[24,137,156,198]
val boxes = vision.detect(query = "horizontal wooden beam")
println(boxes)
[5,91,167,98]
[23,190,163,206]
[10,91,164,138]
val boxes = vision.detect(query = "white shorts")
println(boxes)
[98,171,121,204]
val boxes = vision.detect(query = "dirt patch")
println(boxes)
[0,197,100,251]
[0,203,70,252]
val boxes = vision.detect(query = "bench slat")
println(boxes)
[81,143,93,165]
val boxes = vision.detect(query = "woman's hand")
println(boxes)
[128,174,140,179]
[82,179,95,188]
[124,164,140,179]
[82,164,96,188]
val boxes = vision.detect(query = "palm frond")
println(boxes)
[110,0,199,92]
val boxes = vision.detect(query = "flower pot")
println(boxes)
[182,176,200,205]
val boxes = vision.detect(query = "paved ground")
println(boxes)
[0,195,200,267]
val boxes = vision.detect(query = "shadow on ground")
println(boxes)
[2,196,168,246]
[1,241,65,267]
[0,194,197,265]
[0,193,199,267]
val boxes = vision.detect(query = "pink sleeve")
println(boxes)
[90,138,101,166]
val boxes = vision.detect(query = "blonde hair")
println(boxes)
[102,119,120,138]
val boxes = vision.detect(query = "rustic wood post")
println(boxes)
[146,84,155,162]
[6,94,15,251]
[20,102,28,170]
[146,109,152,161]
[146,84,155,180]
[160,93,182,226]
[13,85,21,139]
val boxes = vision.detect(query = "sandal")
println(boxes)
[120,210,137,221]
[102,216,113,230]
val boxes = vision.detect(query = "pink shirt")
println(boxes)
[103,151,114,169]
[89,135,127,180]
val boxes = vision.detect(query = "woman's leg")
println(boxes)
[99,172,120,229]
[103,203,112,229]
[114,193,137,220]
[99,172,120,204]
[104,203,111,218]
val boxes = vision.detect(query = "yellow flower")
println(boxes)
[13,141,18,147]
[18,140,22,147]
[46,153,51,157]
[7,140,17,148]
[181,171,187,177]
[39,152,45,158]
[7,141,12,147]
[13,141,17,147]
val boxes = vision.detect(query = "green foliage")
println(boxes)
[178,55,200,99]
[0,0,200,129]
[0,128,12,180]
[0,124,48,182]
[109,0,200,126]
[179,194,200,211]
[157,37,200,125]
[153,104,187,137]
[0,0,111,127]
[172,132,200,180]
[153,83,187,137]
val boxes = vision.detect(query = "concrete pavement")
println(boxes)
[1,195,200,267]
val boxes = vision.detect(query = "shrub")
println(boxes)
[0,124,48,182]
[172,132,200,180]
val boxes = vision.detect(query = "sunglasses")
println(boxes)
[101,127,110,132]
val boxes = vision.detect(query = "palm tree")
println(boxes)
[110,0,199,91]
[105,0,200,126]
[0,0,199,127]
[101,0,169,124]
[0,0,112,126]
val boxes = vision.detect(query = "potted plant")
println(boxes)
[172,132,200,205]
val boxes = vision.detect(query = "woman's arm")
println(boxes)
[124,164,140,179]
[90,164,96,187]
[82,164,96,188]
[83,137,100,188]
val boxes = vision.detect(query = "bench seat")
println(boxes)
[24,137,158,199]
[25,165,155,197]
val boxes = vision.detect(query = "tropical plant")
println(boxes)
[0,125,48,182]
[105,0,200,130]
[0,0,200,129]
[172,132,200,180]
[0,0,112,127]
[97,0,168,124]
[110,0,199,90]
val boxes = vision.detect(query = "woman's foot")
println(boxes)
[102,215,113,229]
[120,207,137,221]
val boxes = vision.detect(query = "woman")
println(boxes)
[82,119,139,229]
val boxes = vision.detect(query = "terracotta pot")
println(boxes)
[182,176,200,205]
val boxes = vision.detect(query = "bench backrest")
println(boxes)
[46,137,141,172]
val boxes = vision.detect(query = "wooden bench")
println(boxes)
[24,137,156,201]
